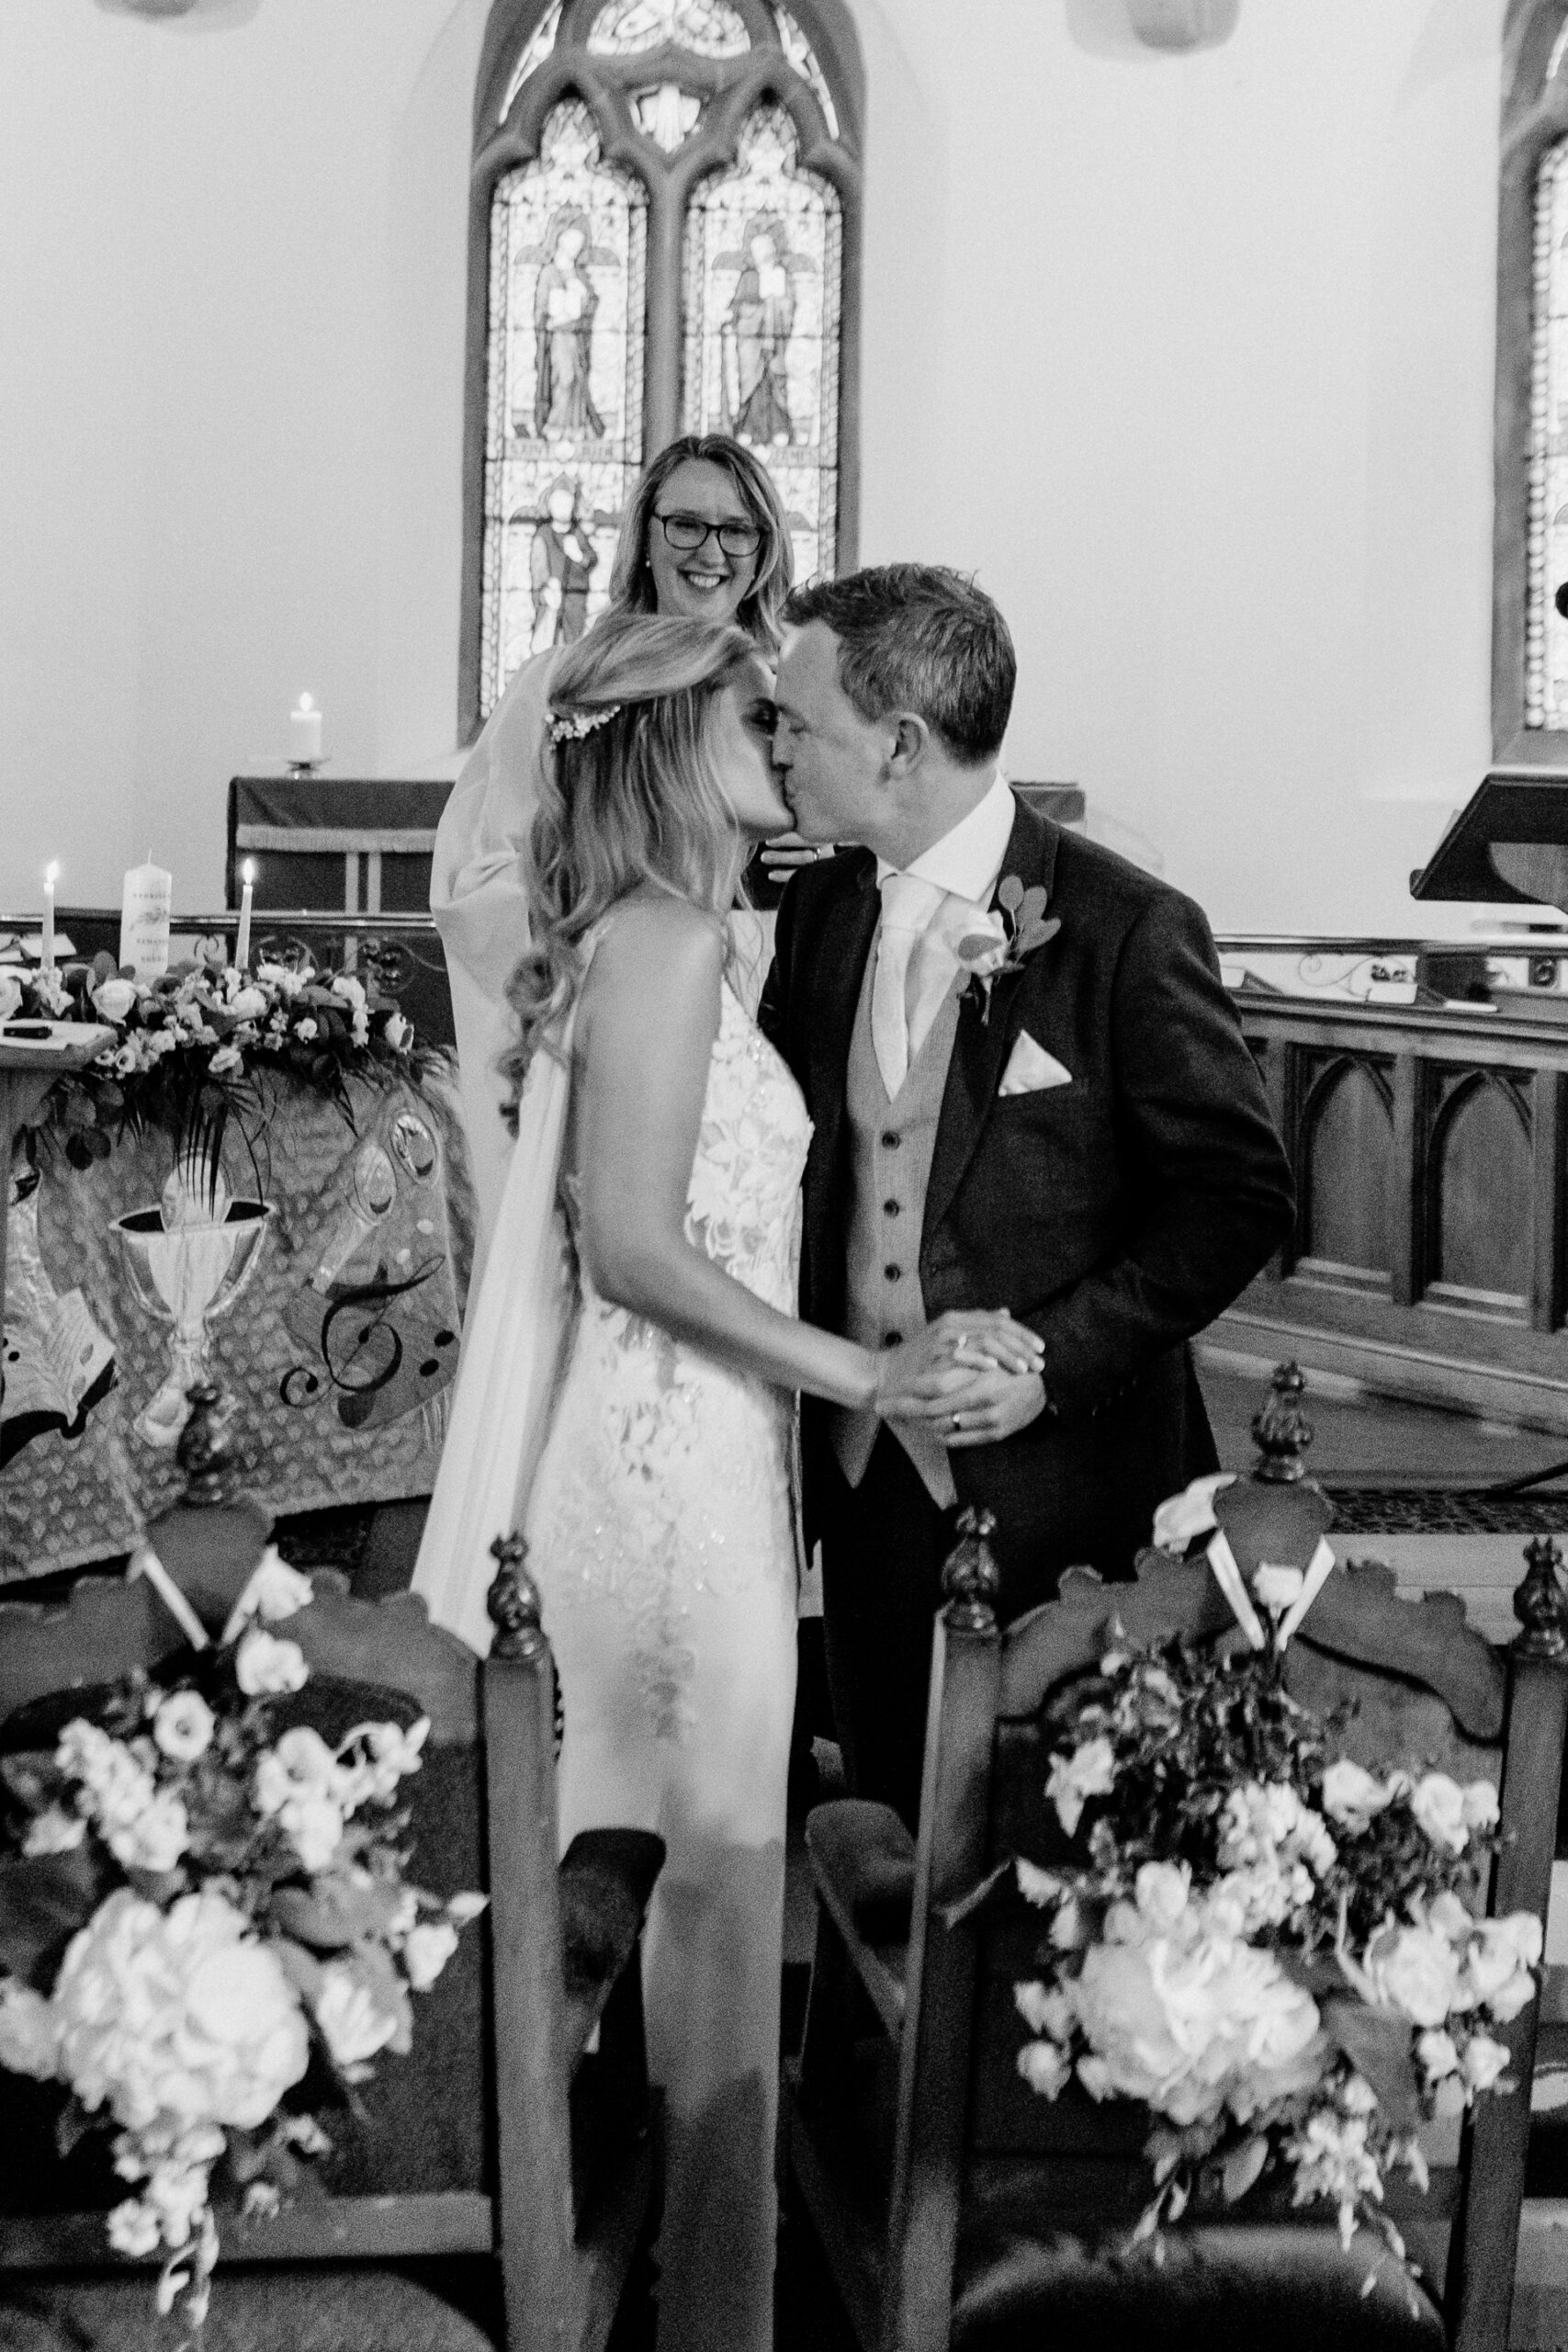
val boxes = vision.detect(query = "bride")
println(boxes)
[412,611,1038,2349]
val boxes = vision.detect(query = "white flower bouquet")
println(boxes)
[10,943,421,1177]
[986,1634,1541,2280]
[0,1562,483,2330]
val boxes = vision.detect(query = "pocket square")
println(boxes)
[998,1031,1072,1096]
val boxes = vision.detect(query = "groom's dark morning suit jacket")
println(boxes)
[758,796,1296,1606]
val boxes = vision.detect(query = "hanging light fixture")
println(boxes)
[1127,0,1239,51]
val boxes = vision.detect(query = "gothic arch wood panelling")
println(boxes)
[1295,1055,1395,1293]
[461,0,863,740]
[1427,1070,1535,1314]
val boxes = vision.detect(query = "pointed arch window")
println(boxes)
[464,0,863,735]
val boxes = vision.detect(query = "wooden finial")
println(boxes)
[487,1531,547,1663]
[1251,1361,1314,1486]
[1514,1536,1568,1657]
[942,1506,1001,1635]
[176,1382,239,1508]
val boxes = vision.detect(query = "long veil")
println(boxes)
[410,990,581,1657]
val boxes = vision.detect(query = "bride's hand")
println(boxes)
[873,1310,1043,1415]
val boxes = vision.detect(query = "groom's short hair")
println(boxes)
[784,564,1015,766]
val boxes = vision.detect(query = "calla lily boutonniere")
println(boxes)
[956,876,1061,1022]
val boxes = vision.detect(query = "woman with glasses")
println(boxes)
[433,433,808,1268]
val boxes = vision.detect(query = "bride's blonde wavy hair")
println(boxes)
[500,610,761,1125]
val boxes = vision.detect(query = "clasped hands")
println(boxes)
[873,1309,1047,1448]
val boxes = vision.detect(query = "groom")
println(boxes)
[761,565,1295,1828]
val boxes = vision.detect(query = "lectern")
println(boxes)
[1411,765,1568,912]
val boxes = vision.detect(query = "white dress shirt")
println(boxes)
[874,772,1017,1067]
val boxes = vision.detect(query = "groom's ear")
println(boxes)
[886,713,931,777]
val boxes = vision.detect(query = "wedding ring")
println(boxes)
[951,1412,964,1430]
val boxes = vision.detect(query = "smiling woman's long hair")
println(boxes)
[500,610,761,1125]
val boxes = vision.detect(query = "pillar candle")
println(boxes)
[41,864,58,974]
[119,857,173,982]
[235,860,254,972]
[289,694,323,763]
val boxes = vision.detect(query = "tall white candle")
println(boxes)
[41,864,58,974]
[119,856,173,982]
[235,859,255,972]
[289,694,323,764]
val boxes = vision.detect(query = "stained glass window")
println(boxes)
[681,104,842,583]
[467,0,860,738]
[587,0,749,58]
[772,6,839,140]
[479,101,648,718]
[498,0,560,122]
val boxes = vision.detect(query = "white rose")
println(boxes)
[1462,1913,1542,2022]
[92,978,139,1023]
[1017,2040,1071,2098]
[1320,1758,1395,1834]
[1461,1781,1500,1833]
[280,1793,344,1873]
[53,1888,308,2134]
[1045,1736,1117,1836]
[209,1044,244,1078]
[1070,1932,1320,2130]
[235,1628,309,1697]
[145,2158,209,2247]
[107,1792,190,1876]
[1363,1922,1462,2027]
[294,1018,318,1043]
[1016,1859,1064,1909]
[107,2199,162,2258]
[383,1012,411,1050]
[330,975,367,1010]
[1408,1773,1471,1855]
[22,1806,86,1856]
[228,987,267,1022]
[1462,2033,1511,2092]
[1014,1979,1074,2041]
[447,1892,488,1925]
[0,972,22,1020]
[1253,1564,1304,1611]
[1416,2029,1461,2080]
[0,1979,61,2079]
[1151,1471,1235,1554]
[152,1691,215,1764]
[314,1966,399,2069]
[220,1546,313,1643]
[403,1921,459,1992]
[1134,1860,1191,1933]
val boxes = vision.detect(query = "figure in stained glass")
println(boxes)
[534,214,606,439]
[528,473,600,650]
[725,218,795,447]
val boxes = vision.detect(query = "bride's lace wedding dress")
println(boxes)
[414,956,810,2352]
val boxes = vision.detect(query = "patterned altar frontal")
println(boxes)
[1,1070,475,1580]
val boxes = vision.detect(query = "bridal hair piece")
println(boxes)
[547,702,621,745]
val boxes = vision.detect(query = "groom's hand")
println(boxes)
[893,1363,1048,1447]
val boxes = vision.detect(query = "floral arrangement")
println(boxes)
[1,945,421,1174]
[0,1555,483,2330]
[957,873,1060,1019]
[997,1631,1541,2278]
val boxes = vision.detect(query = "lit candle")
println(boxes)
[235,859,254,972]
[119,855,173,982]
[41,863,58,975]
[289,693,323,764]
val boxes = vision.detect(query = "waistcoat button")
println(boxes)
[883,1200,900,1216]
[884,1265,902,1283]
[881,1130,901,1148]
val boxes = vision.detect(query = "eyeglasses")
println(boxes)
[654,511,763,560]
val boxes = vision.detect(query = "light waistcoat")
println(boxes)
[830,941,964,1505]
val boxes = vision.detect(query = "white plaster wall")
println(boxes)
[0,0,1511,937]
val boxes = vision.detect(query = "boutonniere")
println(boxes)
[956,876,1060,1021]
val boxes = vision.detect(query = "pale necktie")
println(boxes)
[871,874,948,1098]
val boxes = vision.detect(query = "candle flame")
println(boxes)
[297,693,315,714]
[243,859,255,885]
[44,862,59,886]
